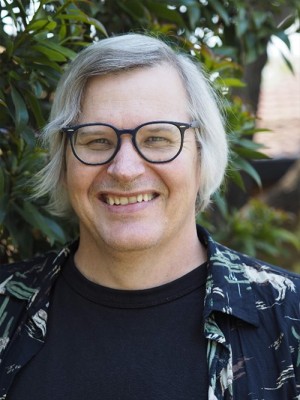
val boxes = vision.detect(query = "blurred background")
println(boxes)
[0,0,299,270]
[256,32,300,160]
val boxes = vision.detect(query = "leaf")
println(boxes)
[234,148,268,160]
[277,13,296,31]
[213,46,238,59]
[34,39,77,60]
[272,229,300,249]
[14,202,66,244]
[209,0,230,26]
[273,31,291,50]
[32,44,67,62]
[58,20,67,42]
[58,14,108,37]
[256,241,279,256]
[10,87,29,129]
[236,138,265,151]
[187,4,201,29]
[27,59,62,74]
[0,98,7,108]
[118,0,148,19]
[42,217,67,245]
[227,168,245,191]
[146,1,186,25]
[252,11,268,29]
[216,77,246,88]
[0,194,9,225]
[24,91,46,128]
[235,158,262,187]
[26,18,57,33]
[19,127,36,147]
[4,212,34,259]
[279,49,294,74]
[0,166,5,195]
[213,191,228,219]
[17,148,47,174]
[235,8,248,37]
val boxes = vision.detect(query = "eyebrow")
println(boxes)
[142,124,176,132]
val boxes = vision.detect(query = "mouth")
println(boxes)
[102,193,157,206]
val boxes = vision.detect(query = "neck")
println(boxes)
[74,226,206,290]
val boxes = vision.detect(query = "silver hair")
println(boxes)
[34,33,228,217]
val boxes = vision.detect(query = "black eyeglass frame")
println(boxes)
[61,120,201,165]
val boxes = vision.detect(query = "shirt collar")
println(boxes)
[197,225,259,327]
[1,229,259,326]
[0,245,74,303]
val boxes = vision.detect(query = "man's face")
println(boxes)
[65,64,201,254]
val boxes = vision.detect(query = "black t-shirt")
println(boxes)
[7,256,208,400]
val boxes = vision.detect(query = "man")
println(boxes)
[1,33,300,400]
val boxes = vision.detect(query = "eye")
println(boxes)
[74,126,117,150]
[83,136,115,151]
[145,136,170,143]
[137,124,181,149]
[87,137,110,145]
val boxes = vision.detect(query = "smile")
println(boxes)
[104,193,156,206]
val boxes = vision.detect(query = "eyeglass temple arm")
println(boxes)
[190,121,202,129]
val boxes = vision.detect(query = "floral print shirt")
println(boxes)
[0,225,300,399]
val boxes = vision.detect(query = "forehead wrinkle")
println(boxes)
[81,101,189,129]
[79,65,190,127]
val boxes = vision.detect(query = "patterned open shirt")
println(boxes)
[0,225,300,399]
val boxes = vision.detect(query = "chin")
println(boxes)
[105,236,158,253]
[100,224,162,253]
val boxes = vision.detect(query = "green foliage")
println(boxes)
[225,96,269,190]
[1,0,299,265]
[0,0,107,262]
[202,198,300,266]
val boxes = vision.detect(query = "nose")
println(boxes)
[106,136,146,182]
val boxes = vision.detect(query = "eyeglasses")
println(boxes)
[61,120,201,165]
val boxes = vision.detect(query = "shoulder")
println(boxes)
[1,251,57,275]
[0,243,76,291]
[0,252,58,293]
[199,224,300,321]
[227,243,299,288]
[215,241,300,312]
[217,240,300,286]
[198,224,300,293]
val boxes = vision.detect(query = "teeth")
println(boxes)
[106,193,154,206]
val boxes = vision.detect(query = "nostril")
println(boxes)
[106,160,145,181]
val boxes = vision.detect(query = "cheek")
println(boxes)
[181,145,201,189]
[65,158,79,193]
[162,158,200,200]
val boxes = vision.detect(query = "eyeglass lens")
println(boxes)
[71,122,183,164]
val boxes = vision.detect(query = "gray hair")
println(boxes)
[34,33,228,217]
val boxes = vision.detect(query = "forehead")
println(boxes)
[79,64,190,126]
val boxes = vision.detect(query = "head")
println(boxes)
[35,33,228,219]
